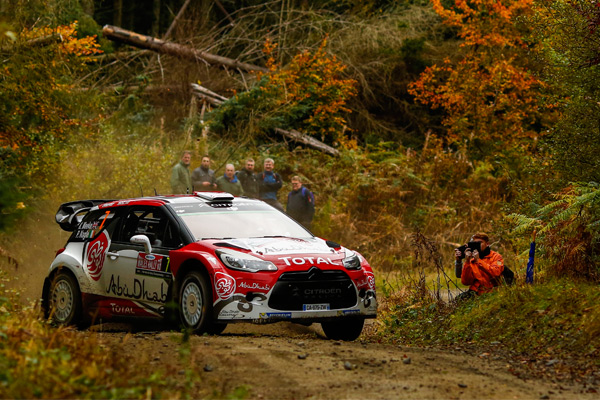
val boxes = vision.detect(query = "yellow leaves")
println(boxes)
[20,21,102,58]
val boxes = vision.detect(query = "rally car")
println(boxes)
[41,192,377,340]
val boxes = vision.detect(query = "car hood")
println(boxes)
[210,237,340,257]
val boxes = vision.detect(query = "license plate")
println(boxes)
[303,304,330,311]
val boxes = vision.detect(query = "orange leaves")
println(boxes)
[409,0,546,151]
[258,37,357,144]
[432,0,533,47]
[21,21,102,59]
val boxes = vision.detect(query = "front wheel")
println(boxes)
[48,271,82,326]
[321,318,365,341]
[178,271,212,333]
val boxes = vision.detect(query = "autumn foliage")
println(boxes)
[408,0,547,155]
[0,22,102,180]
[209,38,357,147]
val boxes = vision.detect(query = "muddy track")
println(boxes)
[91,322,594,400]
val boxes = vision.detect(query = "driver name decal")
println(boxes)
[215,272,236,299]
[85,230,110,281]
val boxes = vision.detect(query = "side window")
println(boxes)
[70,209,121,242]
[116,207,182,249]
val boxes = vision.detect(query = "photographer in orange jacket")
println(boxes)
[454,233,504,301]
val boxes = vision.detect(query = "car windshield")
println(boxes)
[170,200,312,240]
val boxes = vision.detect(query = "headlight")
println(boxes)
[342,252,361,270]
[216,250,277,273]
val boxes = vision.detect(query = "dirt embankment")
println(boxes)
[93,322,595,400]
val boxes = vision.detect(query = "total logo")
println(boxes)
[110,302,135,315]
[277,256,341,266]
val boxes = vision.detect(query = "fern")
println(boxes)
[510,182,600,282]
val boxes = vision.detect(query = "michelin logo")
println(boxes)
[259,312,292,319]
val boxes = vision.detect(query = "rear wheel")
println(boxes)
[178,271,212,333]
[48,271,82,326]
[321,318,365,341]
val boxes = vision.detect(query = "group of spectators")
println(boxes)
[172,152,515,302]
[170,151,315,229]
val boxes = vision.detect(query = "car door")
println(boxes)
[77,207,123,293]
[101,205,182,315]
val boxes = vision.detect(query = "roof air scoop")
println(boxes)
[194,192,234,202]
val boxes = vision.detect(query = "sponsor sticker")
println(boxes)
[85,230,110,281]
[238,281,271,292]
[215,272,236,299]
[303,304,330,311]
[135,253,171,278]
[278,256,342,266]
[259,312,292,319]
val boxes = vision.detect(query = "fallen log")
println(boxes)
[275,128,340,156]
[102,25,268,73]
[26,33,63,47]
[190,83,227,106]
[188,84,339,156]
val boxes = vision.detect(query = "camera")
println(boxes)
[456,241,482,260]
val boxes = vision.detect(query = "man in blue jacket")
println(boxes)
[257,158,284,211]
[286,176,315,229]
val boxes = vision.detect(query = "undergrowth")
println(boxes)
[0,269,251,399]
[376,241,600,381]
[378,278,600,367]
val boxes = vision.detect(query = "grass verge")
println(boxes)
[376,278,600,383]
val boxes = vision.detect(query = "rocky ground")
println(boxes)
[90,321,598,400]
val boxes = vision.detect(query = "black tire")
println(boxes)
[48,271,82,326]
[321,318,365,341]
[178,271,212,333]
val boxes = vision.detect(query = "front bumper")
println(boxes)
[213,288,377,323]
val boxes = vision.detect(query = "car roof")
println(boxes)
[96,192,261,209]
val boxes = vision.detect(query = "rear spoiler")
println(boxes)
[55,199,115,232]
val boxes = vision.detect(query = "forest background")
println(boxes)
[1,0,600,397]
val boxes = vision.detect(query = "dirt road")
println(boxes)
[2,213,597,399]
[92,322,594,400]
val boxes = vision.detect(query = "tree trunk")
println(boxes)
[102,25,268,73]
[113,0,122,28]
[274,128,340,156]
[152,0,161,37]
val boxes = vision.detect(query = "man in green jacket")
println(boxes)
[170,151,192,194]
[216,163,244,196]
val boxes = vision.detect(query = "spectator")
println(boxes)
[192,155,217,191]
[236,158,259,198]
[286,176,315,229]
[257,158,284,211]
[454,233,504,301]
[216,164,244,196]
[170,150,192,194]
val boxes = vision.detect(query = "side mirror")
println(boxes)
[131,234,152,254]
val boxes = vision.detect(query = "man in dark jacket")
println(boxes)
[286,176,315,229]
[191,155,217,191]
[236,158,259,198]
[257,158,284,211]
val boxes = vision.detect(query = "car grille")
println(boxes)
[268,267,357,311]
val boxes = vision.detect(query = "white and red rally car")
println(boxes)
[42,192,377,340]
